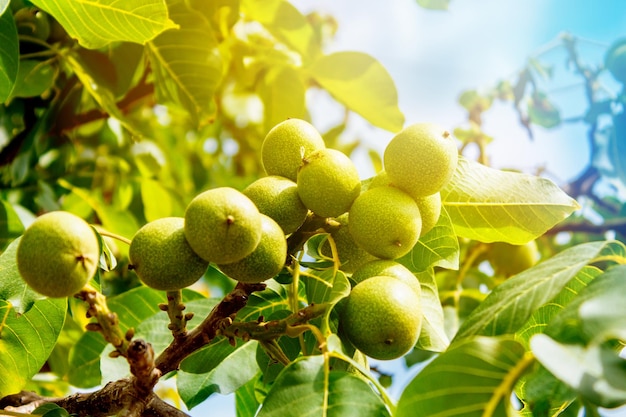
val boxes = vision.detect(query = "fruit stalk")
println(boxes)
[161,290,192,338]
[77,286,130,356]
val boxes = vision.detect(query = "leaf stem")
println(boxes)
[97,230,132,246]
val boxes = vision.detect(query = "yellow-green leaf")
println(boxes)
[441,156,580,244]
[241,0,320,62]
[30,0,177,49]
[308,52,405,132]
[147,0,223,126]
[258,65,306,132]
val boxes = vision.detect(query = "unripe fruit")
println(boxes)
[261,119,326,181]
[348,186,421,259]
[369,170,442,236]
[605,38,626,84]
[218,215,287,283]
[17,211,99,298]
[184,187,262,264]
[129,217,209,291]
[415,192,442,236]
[351,260,421,297]
[321,213,378,274]
[243,175,308,234]
[297,148,361,218]
[340,275,422,360]
[488,240,539,277]
[384,122,458,197]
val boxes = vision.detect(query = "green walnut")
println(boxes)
[243,175,308,234]
[297,148,361,218]
[384,122,458,197]
[261,118,326,181]
[488,240,539,277]
[320,213,378,274]
[348,186,421,259]
[351,259,421,297]
[340,275,422,360]
[129,217,209,291]
[17,211,100,298]
[369,169,442,236]
[184,187,262,264]
[218,214,287,283]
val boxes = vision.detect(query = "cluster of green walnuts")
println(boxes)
[16,118,458,361]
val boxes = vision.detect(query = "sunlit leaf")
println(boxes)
[257,355,390,417]
[29,0,177,49]
[531,334,626,408]
[241,0,320,61]
[396,336,525,417]
[399,206,459,271]
[308,52,404,132]
[0,7,18,101]
[0,296,66,397]
[140,178,175,221]
[178,340,259,410]
[147,0,224,126]
[516,266,600,348]
[441,156,580,244]
[452,240,625,343]
[258,65,306,132]
[414,269,449,352]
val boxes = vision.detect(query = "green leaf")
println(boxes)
[0,200,24,252]
[414,269,450,352]
[308,52,405,132]
[32,403,71,417]
[396,336,525,417]
[9,59,55,98]
[147,0,224,126]
[0,297,66,397]
[399,205,459,271]
[29,0,177,49]
[236,374,261,417]
[140,178,175,222]
[0,238,47,315]
[258,65,306,133]
[237,279,306,322]
[441,156,580,244]
[516,266,600,349]
[178,340,260,410]
[0,6,18,102]
[452,240,625,344]
[241,0,320,61]
[416,0,450,10]
[578,267,626,342]
[257,355,390,417]
[531,334,626,408]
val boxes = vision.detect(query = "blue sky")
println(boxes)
[189,2,626,415]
